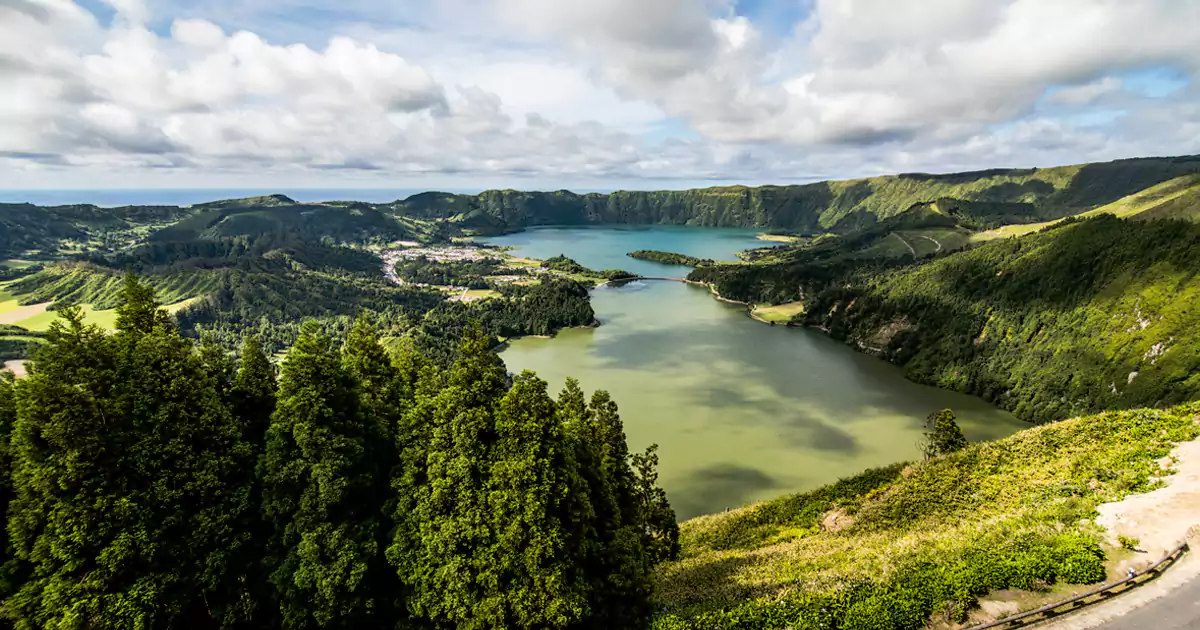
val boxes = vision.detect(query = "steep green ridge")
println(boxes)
[391,155,1200,233]
[653,404,1200,629]
[973,173,1200,241]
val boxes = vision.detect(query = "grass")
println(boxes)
[652,404,1200,629]
[973,174,1200,242]
[15,305,119,332]
[0,285,19,317]
[463,289,501,301]
[757,234,799,243]
[0,260,40,270]
[752,302,806,323]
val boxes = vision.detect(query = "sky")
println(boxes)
[2,0,1200,191]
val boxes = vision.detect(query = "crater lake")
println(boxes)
[483,226,1025,519]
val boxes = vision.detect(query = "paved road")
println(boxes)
[1093,574,1200,629]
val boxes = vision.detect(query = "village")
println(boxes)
[377,243,553,302]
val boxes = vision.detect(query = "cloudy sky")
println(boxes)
[2,0,1200,191]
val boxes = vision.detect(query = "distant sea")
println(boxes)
[0,189,441,207]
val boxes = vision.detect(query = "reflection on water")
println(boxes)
[502,281,1027,519]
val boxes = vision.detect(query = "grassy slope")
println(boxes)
[973,173,1200,241]
[653,404,1200,630]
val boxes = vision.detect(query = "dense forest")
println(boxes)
[0,277,678,629]
[393,256,511,289]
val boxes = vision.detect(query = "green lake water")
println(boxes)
[484,227,1026,519]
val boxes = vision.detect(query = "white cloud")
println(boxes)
[2,0,1200,189]
[1050,77,1124,105]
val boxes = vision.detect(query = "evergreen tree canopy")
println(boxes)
[260,322,385,629]
[6,293,254,629]
[0,277,679,630]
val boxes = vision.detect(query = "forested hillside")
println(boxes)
[0,202,194,258]
[391,154,1200,233]
[0,278,678,629]
[694,215,1200,423]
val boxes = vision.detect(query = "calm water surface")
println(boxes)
[484,225,770,277]
[484,227,1027,519]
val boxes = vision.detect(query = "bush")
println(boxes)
[1118,535,1141,551]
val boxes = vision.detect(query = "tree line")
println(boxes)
[0,275,678,629]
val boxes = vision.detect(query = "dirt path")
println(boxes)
[0,302,50,325]
[1,360,27,378]
[1037,425,1200,629]
[891,232,917,257]
[917,235,943,252]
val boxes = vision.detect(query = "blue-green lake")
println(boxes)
[483,227,1025,519]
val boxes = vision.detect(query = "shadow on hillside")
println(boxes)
[1056,155,1200,212]
[659,552,811,611]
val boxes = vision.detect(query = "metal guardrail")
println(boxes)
[966,541,1190,630]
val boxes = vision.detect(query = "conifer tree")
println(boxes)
[233,336,277,453]
[114,272,172,335]
[260,322,382,629]
[340,317,405,622]
[568,387,662,628]
[384,337,441,618]
[225,336,279,628]
[484,372,586,629]
[199,333,237,404]
[630,444,681,563]
[0,372,20,599]
[6,284,254,629]
[400,325,509,628]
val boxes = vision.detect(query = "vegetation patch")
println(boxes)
[628,250,716,267]
[752,302,806,323]
[653,404,1200,629]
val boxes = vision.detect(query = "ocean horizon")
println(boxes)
[0,189,447,207]
[0,187,629,207]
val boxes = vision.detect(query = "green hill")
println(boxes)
[653,404,1199,629]
[0,202,194,258]
[390,155,1200,233]
[147,199,420,244]
[695,215,1200,423]
[973,173,1200,241]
